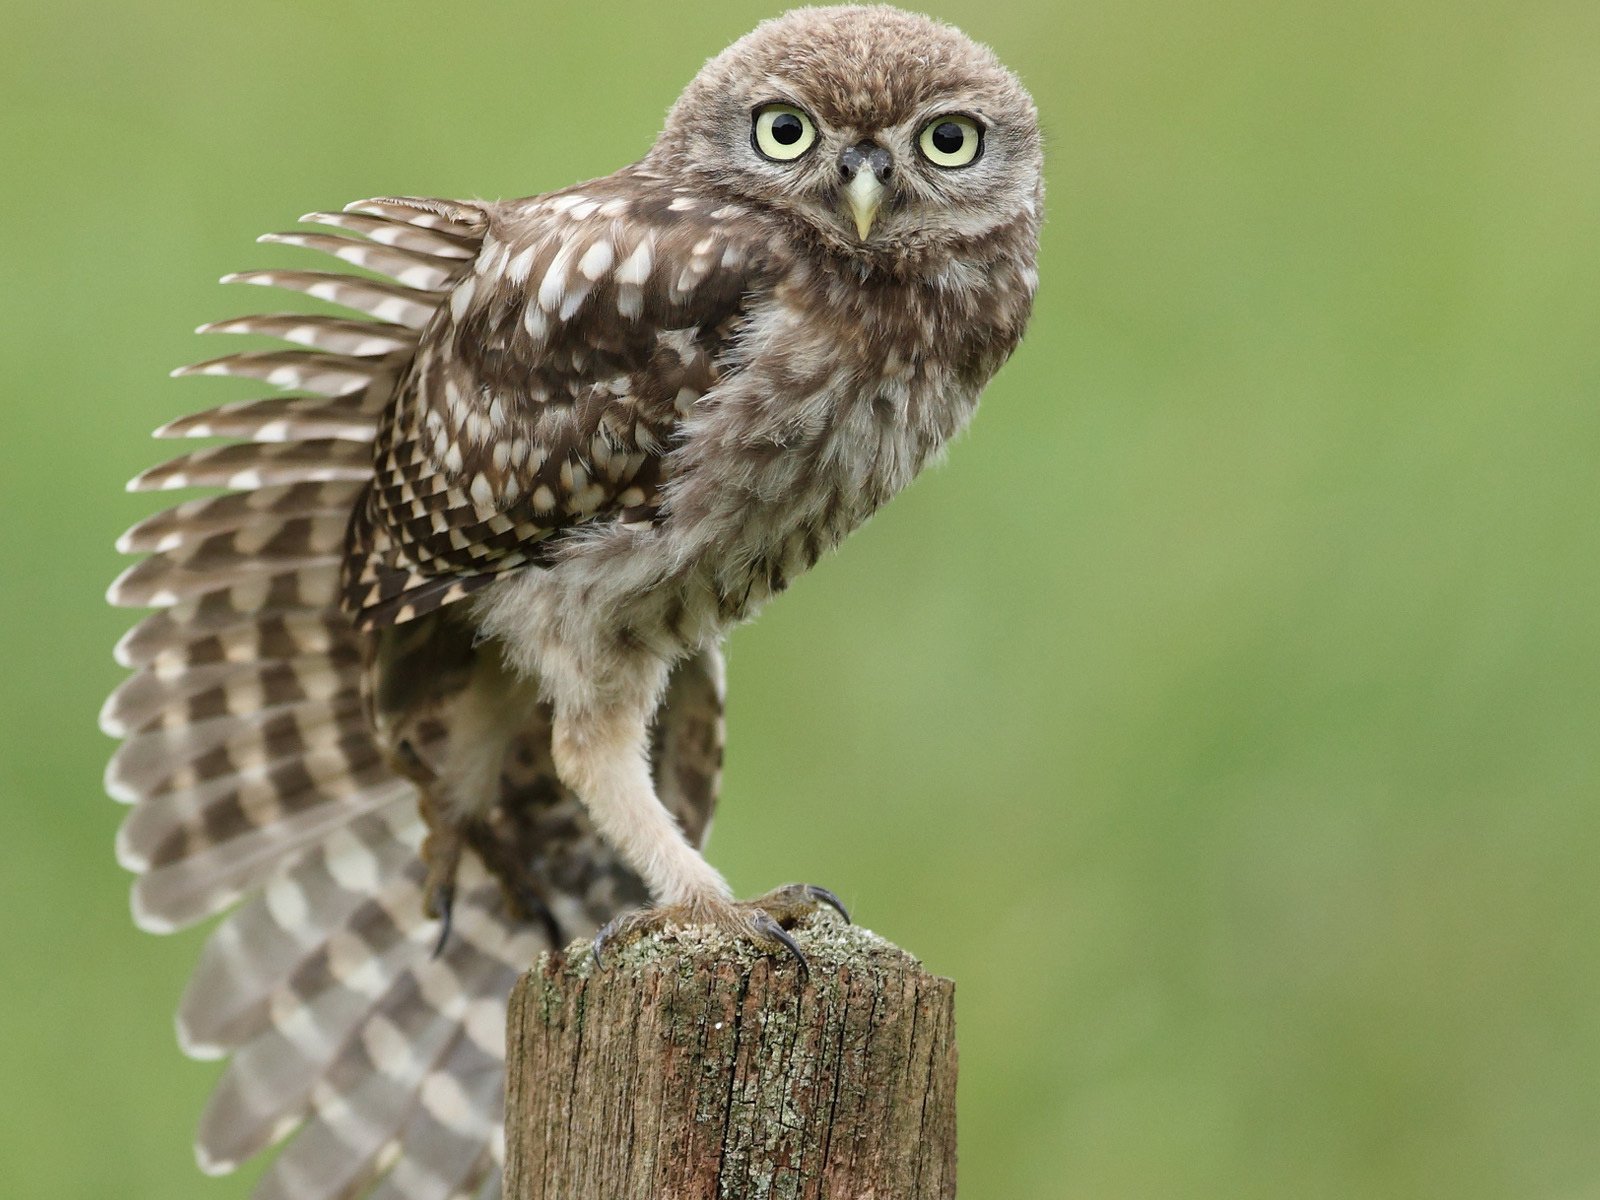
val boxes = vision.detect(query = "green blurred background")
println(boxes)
[3,0,1598,1196]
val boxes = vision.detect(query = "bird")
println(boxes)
[102,6,1041,1199]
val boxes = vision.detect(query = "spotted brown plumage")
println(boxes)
[106,7,1040,1200]
[340,175,767,631]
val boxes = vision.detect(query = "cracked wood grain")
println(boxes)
[504,920,957,1199]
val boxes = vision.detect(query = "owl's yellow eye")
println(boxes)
[918,115,983,168]
[752,103,818,162]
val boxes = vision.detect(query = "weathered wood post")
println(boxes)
[504,918,957,1199]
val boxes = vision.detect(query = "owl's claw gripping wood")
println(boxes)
[592,883,851,980]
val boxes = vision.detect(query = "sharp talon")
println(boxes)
[806,885,850,924]
[756,913,810,981]
[430,885,455,959]
[510,885,566,949]
[592,920,618,971]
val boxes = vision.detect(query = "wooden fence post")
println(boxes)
[504,919,957,1199]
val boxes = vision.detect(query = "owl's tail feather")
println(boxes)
[107,198,519,1200]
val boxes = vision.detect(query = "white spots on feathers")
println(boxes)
[219,271,436,330]
[544,192,590,215]
[419,1073,480,1138]
[449,277,477,324]
[196,315,413,358]
[615,237,654,286]
[264,874,313,932]
[319,828,385,895]
[256,232,459,293]
[506,245,536,287]
[536,242,578,314]
[171,352,385,398]
[614,234,655,320]
[577,239,614,282]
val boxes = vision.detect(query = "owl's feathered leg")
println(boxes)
[547,663,848,973]
[550,687,732,910]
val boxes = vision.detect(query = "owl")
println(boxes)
[104,6,1041,1198]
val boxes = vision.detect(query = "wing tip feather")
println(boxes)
[176,1013,227,1063]
[104,759,139,804]
[195,1141,238,1177]
[116,821,152,873]
[98,691,127,738]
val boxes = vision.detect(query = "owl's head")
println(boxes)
[650,5,1041,267]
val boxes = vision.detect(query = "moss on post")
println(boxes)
[504,919,957,1199]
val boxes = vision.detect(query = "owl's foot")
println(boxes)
[592,883,849,979]
[419,821,463,959]
[417,789,565,955]
[464,821,566,949]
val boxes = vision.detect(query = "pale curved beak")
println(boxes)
[844,170,886,240]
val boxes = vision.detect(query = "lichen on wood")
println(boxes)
[504,917,957,1199]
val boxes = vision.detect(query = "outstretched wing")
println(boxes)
[105,193,727,1200]
[341,173,771,628]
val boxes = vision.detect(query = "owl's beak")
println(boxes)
[844,170,886,240]
[839,141,892,240]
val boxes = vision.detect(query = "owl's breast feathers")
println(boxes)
[342,171,1036,631]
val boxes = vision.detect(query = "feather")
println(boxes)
[109,698,372,806]
[128,440,373,493]
[156,394,381,443]
[131,778,414,932]
[300,211,477,260]
[258,232,465,294]
[116,733,390,872]
[344,197,487,237]
[115,603,352,668]
[221,270,441,330]
[108,692,365,802]
[111,573,345,663]
[248,940,508,1200]
[194,865,437,1174]
[100,650,356,737]
[116,609,354,671]
[197,861,521,1183]
[171,349,400,397]
[116,482,364,554]
[108,517,348,607]
[179,808,425,1057]
[198,313,418,357]
[362,1046,501,1200]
